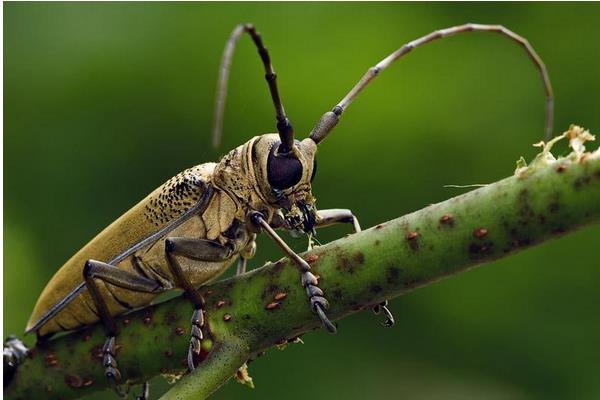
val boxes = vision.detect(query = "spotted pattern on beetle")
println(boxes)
[144,166,207,226]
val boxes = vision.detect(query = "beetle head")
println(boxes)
[213,133,318,234]
[253,134,318,234]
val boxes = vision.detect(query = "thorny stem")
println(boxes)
[5,128,600,400]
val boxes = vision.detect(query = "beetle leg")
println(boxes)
[236,257,247,276]
[372,300,395,328]
[135,381,150,400]
[237,235,257,276]
[248,211,337,334]
[314,209,395,327]
[83,259,166,397]
[3,336,29,386]
[164,237,236,371]
[315,208,361,233]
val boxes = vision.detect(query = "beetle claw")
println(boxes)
[314,302,337,334]
[372,300,395,327]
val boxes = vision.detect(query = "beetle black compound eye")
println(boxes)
[310,158,317,182]
[267,147,303,190]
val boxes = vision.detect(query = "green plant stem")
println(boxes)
[5,156,600,400]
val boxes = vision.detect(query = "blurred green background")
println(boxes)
[5,2,600,399]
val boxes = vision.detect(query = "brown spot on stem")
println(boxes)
[274,292,287,301]
[556,164,567,173]
[439,214,454,226]
[65,374,83,389]
[266,302,280,310]
[91,345,103,360]
[538,214,546,225]
[142,310,152,325]
[405,231,419,250]
[387,266,400,285]
[375,223,385,229]
[206,289,213,296]
[46,358,58,367]
[45,352,58,367]
[216,300,226,308]
[337,253,356,274]
[165,312,178,325]
[306,254,319,264]
[469,242,493,257]
[223,314,232,322]
[175,327,185,336]
[473,228,488,238]
[574,175,592,190]
[354,252,365,265]
[82,378,94,388]
[123,319,130,326]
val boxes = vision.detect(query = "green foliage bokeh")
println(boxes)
[4,3,600,399]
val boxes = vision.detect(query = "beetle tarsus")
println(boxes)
[372,300,395,327]
[188,308,204,371]
[302,271,337,334]
[103,335,127,397]
[3,335,29,386]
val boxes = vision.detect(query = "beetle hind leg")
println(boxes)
[83,259,166,396]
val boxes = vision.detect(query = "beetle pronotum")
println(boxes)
[5,23,553,399]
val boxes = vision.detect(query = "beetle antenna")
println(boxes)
[309,23,554,144]
[212,24,294,153]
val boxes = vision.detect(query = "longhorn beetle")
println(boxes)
[5,23,553,398]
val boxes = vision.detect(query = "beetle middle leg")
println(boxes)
[82,259,166,397]
[164,237,236,370]
[314,209,395,327]
[236,234,257,276]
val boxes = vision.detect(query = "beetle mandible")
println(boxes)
[9,22,553,398]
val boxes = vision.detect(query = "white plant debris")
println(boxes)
[235,362,255,389]
[515,125,598,178]
[275,336,304,351]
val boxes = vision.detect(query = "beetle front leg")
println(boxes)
[83,260,166,397]
[315,209,395,328]
[249,211,337,333]
[164,237,236,370]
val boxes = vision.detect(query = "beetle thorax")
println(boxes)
[212,134,318,227]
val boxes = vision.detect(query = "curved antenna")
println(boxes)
[212,24,294,153]
[309,23,554,144]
